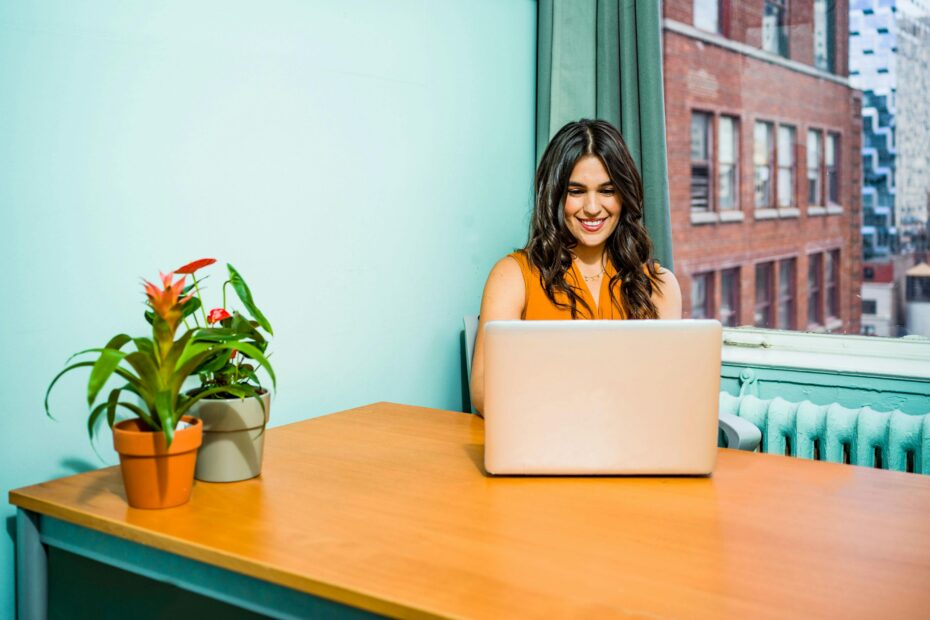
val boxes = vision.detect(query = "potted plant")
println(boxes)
[43,265,265,508]
[176,258,276,483]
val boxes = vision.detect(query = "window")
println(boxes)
[690,272,714,319]
[777,125,796,207]
[826,133,840,204]
[720,268,740,327]
[693,0,720,33]
[754,262,775,327]
[777,258,796,329]
[691,112,713,211]
[718,116,739,210]
[907,277,930,303]
[754,121,774,209]
[813,0,835,72]
[763,0,789,58]
[861,299,877,315]
[808,253,823,326]
[826,249,839,319]
[807,130,823,206]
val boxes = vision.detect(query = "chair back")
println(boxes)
[463,315,479,413]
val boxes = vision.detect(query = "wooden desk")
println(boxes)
[11,403,930,619]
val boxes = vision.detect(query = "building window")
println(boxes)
[691,112,713,211]
[718,116,739,210]
[826,133,840,204]
[777,125,796,207]
[754,121,774,209]
[691,272,714,319]
[754,262,775,328]
[693,0,720,33]
[906,277,930,303]
[826,249,839,319]
[720,268,740,327]
[813,0,835,72]
[807,130,823,206]
[777,258,796,329]
[808,253,823,326]
[762,0,789,58]
[861,299,877,315]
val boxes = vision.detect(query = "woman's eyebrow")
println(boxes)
[567,181,615,188]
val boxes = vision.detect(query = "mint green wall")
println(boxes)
[0,1,536,615]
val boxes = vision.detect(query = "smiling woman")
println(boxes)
[469,119,683,415]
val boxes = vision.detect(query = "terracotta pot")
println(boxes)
[112,416,203,509]
[190,391,270,483]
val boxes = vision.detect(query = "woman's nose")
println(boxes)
[583,193,600,215]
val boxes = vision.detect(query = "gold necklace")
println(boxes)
[573,257,606,282]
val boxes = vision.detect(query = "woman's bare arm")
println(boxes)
[652,267,683,319]
[470,256,525,416]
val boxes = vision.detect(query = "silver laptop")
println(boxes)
[483,320,722,475]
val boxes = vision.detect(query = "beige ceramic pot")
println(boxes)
[190,391,271,482]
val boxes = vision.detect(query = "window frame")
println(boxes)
[717,115,739,211]
[690,111,714,212]
[776,125,796,208]
[826,132,840,205]
[754,121,775,210]
[762,0,790,58]
[720,267,741,327]
[807,129,824,208]
[754,261,776,328]
[807,252,824,327]
[777,258,797,330]
[690,271,715,319]
[825,249,840,321]
[693,0,722,34]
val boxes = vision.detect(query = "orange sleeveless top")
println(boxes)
[509,251,628,320]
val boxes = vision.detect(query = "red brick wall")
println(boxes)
[663,1,850,77]
[663,28,862,334]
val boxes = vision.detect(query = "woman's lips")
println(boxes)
[578,218,605,232]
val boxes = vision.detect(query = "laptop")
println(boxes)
[482,320,722,475]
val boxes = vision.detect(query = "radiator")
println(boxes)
[719,393,930,475]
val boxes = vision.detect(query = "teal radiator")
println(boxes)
[719,393,930,475]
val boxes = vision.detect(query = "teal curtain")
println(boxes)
[537,0,673,269]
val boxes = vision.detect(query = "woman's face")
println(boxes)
[563,155,622,250]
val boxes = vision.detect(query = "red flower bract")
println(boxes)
[175,258,217,275]
[144,271,192,331]
[207,307,232,324]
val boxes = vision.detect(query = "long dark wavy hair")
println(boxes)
[525,119,661,319]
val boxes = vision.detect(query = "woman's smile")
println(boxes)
[578,217,606,233]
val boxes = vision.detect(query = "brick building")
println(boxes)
[663,1,862,334]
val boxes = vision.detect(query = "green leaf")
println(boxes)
[87,348,127,407]
[123,351,161,394]
[133,337,155,358]
[45,361,95,419]
[164,329,194,375]
[87,401,109,441]
[231,341,276,390]
[227,264,273,335]
[154,390,173,445]
[180,296,202,320]
[144,310,155,325]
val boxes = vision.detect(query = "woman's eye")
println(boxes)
[600,189,616,196]
[568,189,584,196]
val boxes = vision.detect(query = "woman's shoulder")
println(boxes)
[488,252,527,287]
[645,261,682,319]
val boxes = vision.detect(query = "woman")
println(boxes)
[470,119,682,415]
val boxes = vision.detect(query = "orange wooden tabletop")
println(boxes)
[10,402,930,619]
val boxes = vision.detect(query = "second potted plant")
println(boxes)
[178,258,276,483]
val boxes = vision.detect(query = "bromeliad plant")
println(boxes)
[45,259,275,446]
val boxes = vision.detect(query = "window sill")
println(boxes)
[825,318,844,332]
[721,326,930,379]
[754,208,779,220]
[808,206,827,216]
[778,207,801,219]
[827,204,844,215]
[719,210,744,223]
[691,211,718,225]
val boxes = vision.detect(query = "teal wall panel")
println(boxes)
[0,1,537,616]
